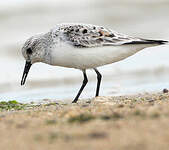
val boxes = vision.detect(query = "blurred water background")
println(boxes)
[0,0,169,102]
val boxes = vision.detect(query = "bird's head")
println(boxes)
[21,33,50,86]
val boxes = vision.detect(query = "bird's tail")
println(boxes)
[126,39,169,45]
[143,39,169,45]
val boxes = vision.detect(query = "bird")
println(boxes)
[21,23,168,103]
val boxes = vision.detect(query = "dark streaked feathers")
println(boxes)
[51,23,168,48]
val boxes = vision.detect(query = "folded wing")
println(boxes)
[55,23,168,48]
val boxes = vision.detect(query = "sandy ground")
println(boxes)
[0,92,169,150]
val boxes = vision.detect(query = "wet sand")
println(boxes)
[0,92,169,150]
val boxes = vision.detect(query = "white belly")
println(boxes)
[49,43,156,70]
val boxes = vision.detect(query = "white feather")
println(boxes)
[50,42,157,69]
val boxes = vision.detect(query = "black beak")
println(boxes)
[21,61,32,86]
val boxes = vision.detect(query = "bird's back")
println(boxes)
[51,23,168,48]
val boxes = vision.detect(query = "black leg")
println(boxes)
[72,70,88,103]
[94,68,102,97]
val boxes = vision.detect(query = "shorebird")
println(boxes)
[21,23,168,103]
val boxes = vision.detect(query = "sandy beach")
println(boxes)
[0,92,169,150]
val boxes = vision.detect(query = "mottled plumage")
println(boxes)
[50,23,167,48]
[21,23,168,103]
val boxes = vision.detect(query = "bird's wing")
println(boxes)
[53,23,167,48]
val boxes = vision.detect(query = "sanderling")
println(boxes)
[21,23,168,103]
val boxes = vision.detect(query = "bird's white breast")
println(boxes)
[49,42,155,70]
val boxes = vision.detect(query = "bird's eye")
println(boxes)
[26,48,33,55]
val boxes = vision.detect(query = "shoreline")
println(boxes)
[0,92,169,150]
